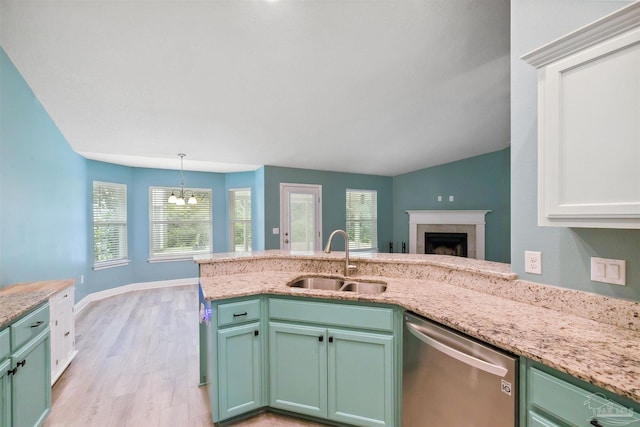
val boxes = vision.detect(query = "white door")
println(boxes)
[280,184,322,251]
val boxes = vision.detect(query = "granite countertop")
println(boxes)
[0,279,76,329]
[198,256,640,404]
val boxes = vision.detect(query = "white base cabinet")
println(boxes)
[49,285,77,384]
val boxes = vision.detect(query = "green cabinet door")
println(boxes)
[0,359,11,427]
[217,322,263,420]
[11,327,51,427]
[269,322,327,418]
[327,329,394,427]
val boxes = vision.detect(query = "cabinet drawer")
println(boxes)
[55,286,74,308]
[0,328,9,360]
[218,299,261,327]
[530,368,640,426]
[269,299,393,332]
[10,304,49,350]
[528,411,561,427]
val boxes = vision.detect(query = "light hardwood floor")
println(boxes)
[45,285,326,427]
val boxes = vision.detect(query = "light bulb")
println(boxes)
[176,197,186,206]
[168,193,177,204]
[188,195,197,205]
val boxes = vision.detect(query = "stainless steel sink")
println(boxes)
[288,276,387,294]
[340,281,387,294]
[288,277,344,291]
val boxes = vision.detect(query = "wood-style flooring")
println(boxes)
[45,285,326,427]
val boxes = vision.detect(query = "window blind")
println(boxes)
[229,189,252,252]
[149,187,212,259]
[346,189,378,251]
[93,181,128,266]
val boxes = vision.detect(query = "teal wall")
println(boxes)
[392,148,511,262]
[511,0,639,301]
[85,161,228,299]
[253,167,265,251]
[263,166,393,251]
[0,48,88,287]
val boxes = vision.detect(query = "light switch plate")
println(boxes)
[272,228,279,235]
[591,257,626,286]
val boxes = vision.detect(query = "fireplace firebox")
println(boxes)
[425,232,468,257]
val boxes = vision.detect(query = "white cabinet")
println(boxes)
[49,285,77,384]
[522,3,640,229]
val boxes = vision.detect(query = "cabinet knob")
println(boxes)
[318,336,324,342]
[30,320,44,328]
[233,312,248,318]
[17,359,26,368]
[7,367,17,376]
[590,420,604,427]
[64,331,70,337]
[254,330,259,337]
[328,336,334,343]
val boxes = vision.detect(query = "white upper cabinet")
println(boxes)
[522,3,640,229]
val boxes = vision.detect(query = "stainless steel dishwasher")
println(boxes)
[402,312,518,426]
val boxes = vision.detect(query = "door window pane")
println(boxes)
[290,193,315,251]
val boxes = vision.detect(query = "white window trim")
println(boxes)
[93,259,131,270]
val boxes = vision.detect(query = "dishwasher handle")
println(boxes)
[406,321,508,377]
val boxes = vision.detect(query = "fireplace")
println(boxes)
[425,232,468,257]
[406,210,490,259]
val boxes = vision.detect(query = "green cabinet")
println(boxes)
[11,328,51,427]
[217,322,263,420]
[0,303,51,427]
[207,297,265,424]
[0,357,10,427]
[523,359,640,427]
[269,322,327,418]
[327,329,393,427]
[202,295,400,426]
[269,298,397,427]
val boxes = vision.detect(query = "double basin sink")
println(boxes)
[288,276,387,294]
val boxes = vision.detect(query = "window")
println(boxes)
[229,188,252,252]
[93,181,128,268]
[149,187,212,260]
[346,189,377,251]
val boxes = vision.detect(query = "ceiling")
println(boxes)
[0,0,510,176]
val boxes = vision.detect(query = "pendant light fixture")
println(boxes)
[168,153,197,206]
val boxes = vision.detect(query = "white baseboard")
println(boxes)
[75,277,198,316]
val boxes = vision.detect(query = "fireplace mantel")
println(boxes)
[406,210,490,259]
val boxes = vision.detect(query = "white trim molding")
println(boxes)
[75,277,198,315]
[521,2,640,67]
[406,210,490,259]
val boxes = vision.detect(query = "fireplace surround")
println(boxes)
[406,210,490,259]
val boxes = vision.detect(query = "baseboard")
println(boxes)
[75,277,198,315]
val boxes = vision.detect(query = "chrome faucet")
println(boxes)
[324,229,357,277]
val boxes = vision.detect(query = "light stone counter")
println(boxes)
[0,279,76,329]
[197,251,640,404]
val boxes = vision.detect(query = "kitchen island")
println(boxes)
[197,250,640,425]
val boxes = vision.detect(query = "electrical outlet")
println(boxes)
[449,195,454,202]
[525,251,542,274]
[437,196,442,202]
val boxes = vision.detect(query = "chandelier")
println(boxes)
[167,153,197,206]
